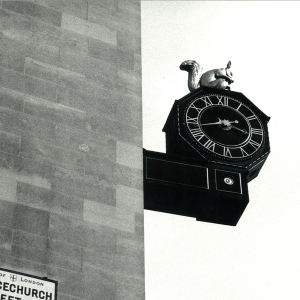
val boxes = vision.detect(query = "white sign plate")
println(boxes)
[0,268,57,300]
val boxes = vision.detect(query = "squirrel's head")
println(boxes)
[225,61,234,82]
[180,60,201,72]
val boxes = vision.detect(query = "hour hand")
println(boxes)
[201,118,238,126]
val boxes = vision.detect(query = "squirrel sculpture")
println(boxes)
[180,60,234,92]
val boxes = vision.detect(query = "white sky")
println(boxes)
[142,2,300,300]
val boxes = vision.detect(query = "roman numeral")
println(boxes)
[223,147,232,157]
[236,103,242,110]
[202,96,213,107]
[249,139,260,149]
[190,103,203,113]
[186,116,198,125]
[240,147,249,157]
[217,96,228,106]
[190,128,205,141]
[251,128,263,135]
[246,115,256,121]
[203,139,215,152]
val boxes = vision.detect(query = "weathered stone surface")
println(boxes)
[88,1,140,34]
[59,50,116,89]
[0,0,143,298]
[0,35,26,72]
[0,66,57,102]
[116,275,144,300]
[48,238,82,273]
[117,29,141,53]
[84,155,114,180]
[86,114,142,146]
[48,213,84,246]
[11,244,48,265]
[62,13,117,45]
[12,230,48,251]
[116,185,143,213]
[82,222,117,253]
[83,200,135,233]
[88,38,134,70]
[0,8,32,42]
[20,136,85,174]
[116,230,144,257]
[0,227,12,256]
[0,130,20,155]
[114,163,143,190]
[24,95,87,129]
[0,172,17,202]
[30,0,88,19]
[47,266,84,298]
[0,87,25,112]
[13,204,50,236]
[2,1,62,26]
[3,255,47,278]
[116,141,143,170]
[0,151,55,181]
[0,200,15,228]
[82,263,116,300]
[118,68,142,95]
[17,182,84,219]
[57,294,82,300]
[51,168,116,206]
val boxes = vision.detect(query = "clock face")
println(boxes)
[184,94,265,160]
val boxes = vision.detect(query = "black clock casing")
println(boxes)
[163,87,270,182]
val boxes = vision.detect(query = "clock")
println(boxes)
[163,87,270,182]
[184,94,264,160]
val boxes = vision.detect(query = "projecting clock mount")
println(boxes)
[144,60,271,225]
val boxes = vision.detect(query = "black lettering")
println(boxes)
[15,298,21,300]
[0,281,2,289]
[1,294,7,300]
[39,291,45,299]
[32,289,38,298]
[16,285,23,294]
[24,287,31,296]
[3,283,9,292]
[9,284,15,293]
[45,292,52,300]
[8,296,14,300]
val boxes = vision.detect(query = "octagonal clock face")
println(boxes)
[184,94,265,160]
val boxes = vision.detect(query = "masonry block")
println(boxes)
[0,66,57,102]
[116,141,143,170]
[0,171,17,202]
[82,264,116,300]
[12,230,48,251]
[0,227,12,256]
[47,238,82,273]
[30,0,88,19]
[116,185,143,213]
[2,1,62,26]
[0,86,25,112]
[49,213,84,246]
[62,13,117,45]
[47,266,84,298]
[13,204,50,236]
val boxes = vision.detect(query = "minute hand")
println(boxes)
[231,125,248,134]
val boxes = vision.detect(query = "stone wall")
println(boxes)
[0,1,144,299]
